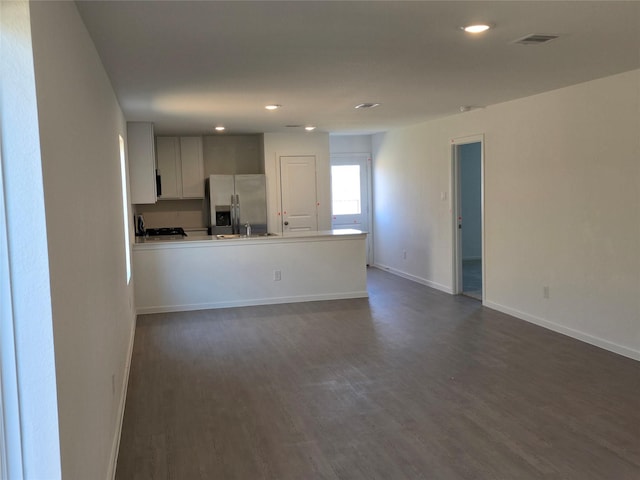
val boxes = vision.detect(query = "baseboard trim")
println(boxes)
[136,291,369,315]
[371,264,454,294]
[107,315,137,480]
[484,301,640,362]
[370,266,638,362]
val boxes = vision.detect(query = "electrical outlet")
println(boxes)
[543,286,550,299]
[403,250,407,260]
[274,270,282,281]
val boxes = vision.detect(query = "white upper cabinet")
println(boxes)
[156,136,204,199]
[127,122,157,204]
[156,136,182,199]
[180,137,204,198]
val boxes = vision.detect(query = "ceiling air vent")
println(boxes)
[512,34,559,46]
[355,103,381,109]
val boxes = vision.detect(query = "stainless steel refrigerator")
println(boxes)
[206,174,267,235]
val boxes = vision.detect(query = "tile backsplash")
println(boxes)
[135,199,206,229]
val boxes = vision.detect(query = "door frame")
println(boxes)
[451,134,485,301]
[330,153,374,265]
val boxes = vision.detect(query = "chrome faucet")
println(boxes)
[245,222,251,237]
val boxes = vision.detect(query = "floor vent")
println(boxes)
[512,34,559,46]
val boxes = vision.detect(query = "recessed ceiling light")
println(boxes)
[265,104,281,110]
[215,126,225,132]
[355,103,380,109]
[304,126,316,131]
[461,24,491,33]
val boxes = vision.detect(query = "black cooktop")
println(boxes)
[145,227,187,237]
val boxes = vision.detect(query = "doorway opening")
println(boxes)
[451,136,484,301]
[330,153,373,265]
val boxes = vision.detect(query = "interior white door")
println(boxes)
[330,154,372,264]
[280,156,318,232]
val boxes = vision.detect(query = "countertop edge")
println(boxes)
[133,229,367,250]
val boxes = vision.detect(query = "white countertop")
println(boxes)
[134,229,367,249]
[281,228,365,238]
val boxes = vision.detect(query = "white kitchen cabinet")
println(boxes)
[179,137,204,198]
[156,137,181,199]
[127,122,157,204]
[156,136,204,199]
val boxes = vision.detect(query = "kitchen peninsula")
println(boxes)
[132,229,367,314]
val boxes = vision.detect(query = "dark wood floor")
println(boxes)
[116,268,640,479]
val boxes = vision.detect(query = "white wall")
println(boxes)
[203,134,264,175]
[263,132,331,233]
[373,70,640,360]
[330,134,372,154]
[29,2,137,478]
[372,123,454,292]
[0,2,61,477]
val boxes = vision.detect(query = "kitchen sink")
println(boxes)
[215,233,277,240]
[215,234,243,239]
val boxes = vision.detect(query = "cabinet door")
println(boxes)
[127,122,156,204]
[179,137,204,198]
[156,136,181,199]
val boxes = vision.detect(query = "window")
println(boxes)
[119,135,131,284]
[331,165,361,215]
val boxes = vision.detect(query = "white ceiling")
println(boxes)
[75,1,640,136]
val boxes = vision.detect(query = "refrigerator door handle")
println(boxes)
[235,194,241,233]
[230,194,236,233]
